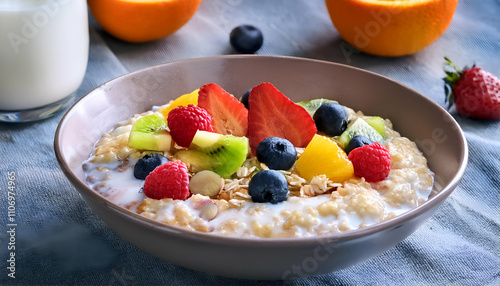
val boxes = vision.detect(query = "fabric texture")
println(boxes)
[0,0,499,285]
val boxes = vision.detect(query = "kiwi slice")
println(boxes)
[363,116,386,139]
[128,113,172,151]
[337,118,384,150]
[174,150,212,173]
[296,98,337,117]
[174,130,248,178]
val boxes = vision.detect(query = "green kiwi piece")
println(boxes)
[128,113,172,151]
[363,116,386,139]
[174,130,248,178]
[296,98,337,117]
[337,118,384,150]
[174,150,212,173]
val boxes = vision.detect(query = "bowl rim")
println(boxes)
[54,54,468,246]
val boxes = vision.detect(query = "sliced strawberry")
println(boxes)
[198,83,248,137]
[248,82,317,154]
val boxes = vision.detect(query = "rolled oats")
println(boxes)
[83,107,434,238]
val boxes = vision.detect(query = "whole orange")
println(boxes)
[325,0,458,57]
[88,0,202,43]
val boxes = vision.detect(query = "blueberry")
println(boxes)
[344,135,374,155]
[256,137,297,170]
[133,153,169,180]
[248,170,289,204]
[240,88,251,109]
[229,25,263,54]
[313,102,348,136]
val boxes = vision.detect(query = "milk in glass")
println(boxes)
[0,0,88,118]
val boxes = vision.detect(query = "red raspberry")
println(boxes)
[348,142,391,183]
[167,105,214,147]
[143,161,190,200]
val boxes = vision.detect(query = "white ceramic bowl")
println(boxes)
[55,55,467,280]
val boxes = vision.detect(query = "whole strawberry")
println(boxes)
[444,57,500,120]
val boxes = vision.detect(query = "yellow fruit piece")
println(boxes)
[158,89,199,119]
[325,0,458,57]
[295,134,354,183]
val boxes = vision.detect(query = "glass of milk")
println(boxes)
[0,0,89,122]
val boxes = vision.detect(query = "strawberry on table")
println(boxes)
[198,83,248,136]
[248,82,317,154]
[444,57,500,120]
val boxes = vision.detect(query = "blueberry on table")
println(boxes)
[313,102,348,136]
[256,137,297,170]
[133,153,169,180]
[248,170,289,204]
[344,135,374,155]
[230,25,263,54]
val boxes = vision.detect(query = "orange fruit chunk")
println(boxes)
[295,134,354,183]
[325,0,458,57]
[88,0,202,43]
[158,89,199,119]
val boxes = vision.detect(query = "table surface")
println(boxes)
[1,1,499,285]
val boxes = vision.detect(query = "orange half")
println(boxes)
[325,0,459,57]
[88,0,203,43]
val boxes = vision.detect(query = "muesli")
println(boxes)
[83,82,434,238]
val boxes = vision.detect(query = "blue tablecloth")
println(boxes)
[1,0,499,285]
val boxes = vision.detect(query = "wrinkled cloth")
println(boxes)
[0,0,499,285]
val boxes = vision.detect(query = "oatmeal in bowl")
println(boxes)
[55,55,467,279]
[82,82,434,238]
